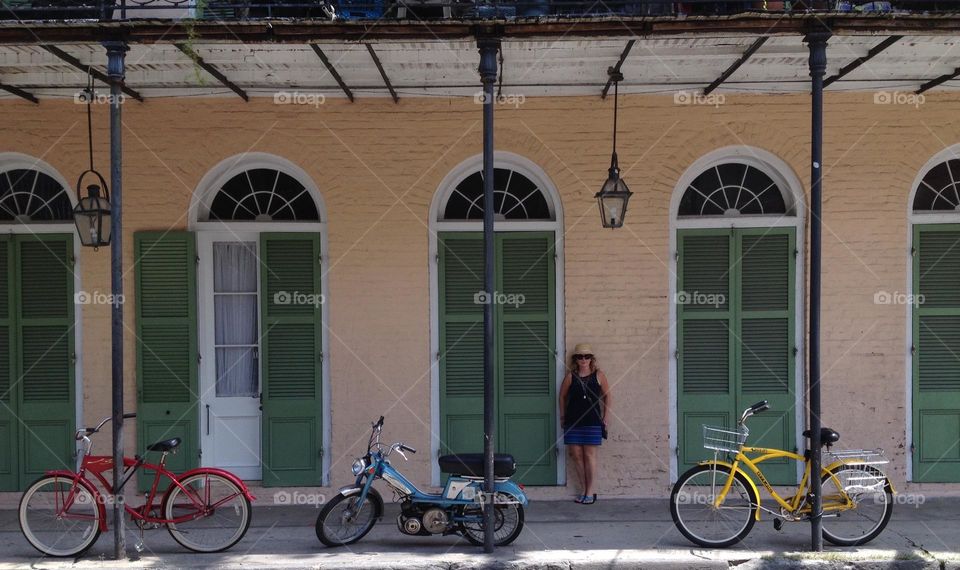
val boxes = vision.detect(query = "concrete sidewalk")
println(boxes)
[1,498,958,569]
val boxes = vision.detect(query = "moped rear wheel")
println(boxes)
[19,475,102,557]
[460,492,525,546]
[163,471,251,553]
[316,491,380,547]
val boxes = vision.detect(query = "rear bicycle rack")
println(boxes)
[825,449,889,493]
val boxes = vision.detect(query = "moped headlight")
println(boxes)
[351,458,367,476]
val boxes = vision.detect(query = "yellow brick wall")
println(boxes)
[2,90,959,497]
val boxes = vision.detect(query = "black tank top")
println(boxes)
[564,371,603,428]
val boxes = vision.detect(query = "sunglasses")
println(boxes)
[574,354,593,360]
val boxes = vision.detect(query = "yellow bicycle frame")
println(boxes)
[700,446,895,521]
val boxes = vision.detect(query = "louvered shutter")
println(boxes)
[0,236,14,490]
[260,233,323,486]
[438,233,484,456]
[736,229,795,484]
[676,228,797,483]
[498,232,556,485]
[135,232,199,490]
[677,230,734,474]
[913,225,960,482]
[16,235,75,486]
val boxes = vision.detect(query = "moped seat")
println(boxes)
[146,437,181,452]
[802,427,840,446]
[438,453,516,478]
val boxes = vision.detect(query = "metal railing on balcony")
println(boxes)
[0,0,956,22]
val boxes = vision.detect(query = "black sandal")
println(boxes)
[581,494,597,505]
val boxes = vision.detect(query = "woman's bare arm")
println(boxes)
[558,372,572,426]
[597,371,612,424]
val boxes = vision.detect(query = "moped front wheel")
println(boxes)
[316,490,381,547]
[460,492,525,547]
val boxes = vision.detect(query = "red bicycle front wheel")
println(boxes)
[19,475,102,557]
[162,471,251,553]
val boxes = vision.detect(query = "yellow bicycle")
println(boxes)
[670,401,894,548]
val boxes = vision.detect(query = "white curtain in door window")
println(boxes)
[213,242,259,397]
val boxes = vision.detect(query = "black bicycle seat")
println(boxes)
[146,437,181,452]
[802,427,840,446]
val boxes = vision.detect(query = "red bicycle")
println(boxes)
[19,413,255,557]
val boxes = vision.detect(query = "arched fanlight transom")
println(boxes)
[0,168,73,223]
[678,162,791,218]
[205,168,320,222]
[913,158,960,213]
[441,168,554,221]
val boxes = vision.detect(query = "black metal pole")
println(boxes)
[103,39,127,561]
[478,34,500,554]
[806,31,829,553]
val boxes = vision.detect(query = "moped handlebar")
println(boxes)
[399,444,417,454]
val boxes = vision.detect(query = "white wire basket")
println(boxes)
[702,424,749,453]
[825,449,890,493]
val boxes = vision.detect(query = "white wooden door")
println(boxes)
[198,233,262,480]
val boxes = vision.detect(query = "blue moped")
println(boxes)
[315,416,528,547]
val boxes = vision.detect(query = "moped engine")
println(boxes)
[399,515,423,535]
[421,508,449,534]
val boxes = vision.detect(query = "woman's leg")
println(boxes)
[568,445,584,495]
[582,445,598,497]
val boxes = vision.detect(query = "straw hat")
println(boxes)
[573,343,594,355]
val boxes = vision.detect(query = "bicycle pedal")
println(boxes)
[773,518,783,532]
[134,540,145,553]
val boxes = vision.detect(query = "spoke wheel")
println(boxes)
[820,464,893,546]
[315,492,379,547]
[671,464,758,548]
[19,475,102,557]
[163,472,251,553]
[460,492,525,547]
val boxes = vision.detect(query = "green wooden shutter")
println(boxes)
[0,235,14,490]
[677,228,796,484]
[16,235,76,487]
[135,232,199,490]
[913,225,960,482]
[438,233,484,457]
[677,230,735,475]
[260,233,323,487]
[736,228,795,484]
[497,232,556,485]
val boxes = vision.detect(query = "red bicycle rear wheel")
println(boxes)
[162,471,251,553]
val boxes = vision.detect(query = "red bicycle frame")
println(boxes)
[44,455,255,533]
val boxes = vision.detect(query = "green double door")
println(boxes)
[438,232,557,485]
[135,231,323,487]
[912,225,960,482]
[677,227,797,484]
[0,234,76,491]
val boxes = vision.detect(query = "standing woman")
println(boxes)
[559,343,611,504]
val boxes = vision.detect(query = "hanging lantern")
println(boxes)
[72,78,111,249]
[595,68,633,229]
[73,170,111,248]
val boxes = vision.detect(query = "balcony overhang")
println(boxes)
[0,14,959,101]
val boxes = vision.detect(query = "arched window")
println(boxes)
[0,168,72,223]
[678,162,791,218]
[205,168,319,222]
[912,158,960,213]
[440,168,554,221]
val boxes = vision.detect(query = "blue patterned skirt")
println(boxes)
[563,425,603,446]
